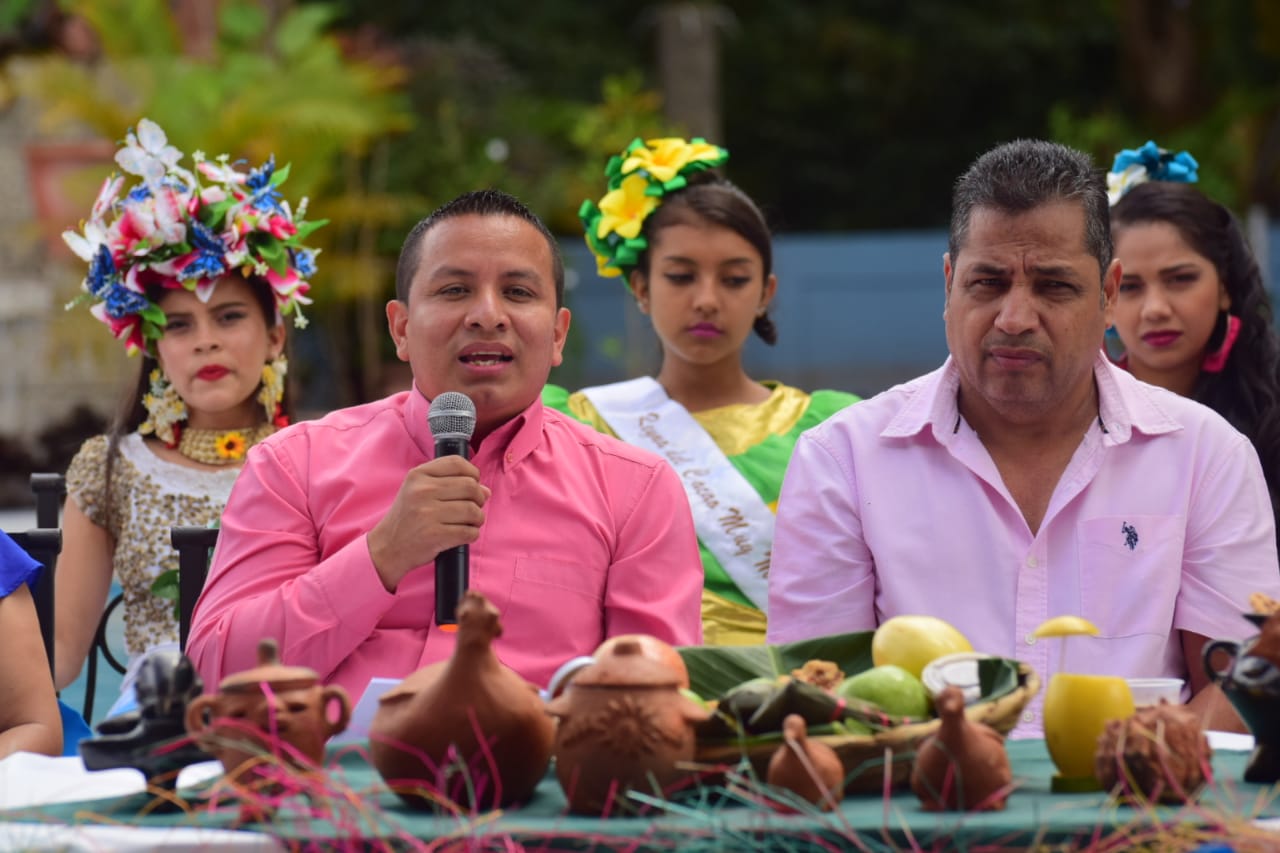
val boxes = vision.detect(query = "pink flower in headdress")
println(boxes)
[197,159,248,186]
[264,214,296,240]
[89,303,145,355]
[90,175,124,221]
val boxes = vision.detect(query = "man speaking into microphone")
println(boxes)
[187,190,704,702]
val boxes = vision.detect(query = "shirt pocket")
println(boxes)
[1078,515,1185,639]
[513,556,605,603]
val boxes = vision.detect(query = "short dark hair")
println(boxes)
[634,175,778,345]
[949,139,1112,278]
[394,189,565,307]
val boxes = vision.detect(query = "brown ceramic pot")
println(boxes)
[910,686,1011,811]
[368,591,554,811]
[766,713,844,811]
[546,636,709,815]
[185,639,351,789]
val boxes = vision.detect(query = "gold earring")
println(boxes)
[257,354,288,423]
[139,369,187,447]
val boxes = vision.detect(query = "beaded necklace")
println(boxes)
[175,422,277,465]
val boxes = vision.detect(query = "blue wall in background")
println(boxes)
[550,224,1280,399]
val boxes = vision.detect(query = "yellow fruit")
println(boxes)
[1031,615,1100,639]
[871,615,973,679]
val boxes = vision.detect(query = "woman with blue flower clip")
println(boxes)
[54,119,325,715]
[1107,140,1280,530]
[544,138,859,645]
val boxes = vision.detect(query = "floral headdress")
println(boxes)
[63,118,326,356]
[579,137,729,282]
[1107,140,1199,206]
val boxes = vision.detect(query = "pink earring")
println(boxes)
[1201,313,1241,373]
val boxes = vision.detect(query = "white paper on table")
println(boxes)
[0,822,282,852]
[0,751,222,811]
[330,676,400,744]
[1207,730,1256,751]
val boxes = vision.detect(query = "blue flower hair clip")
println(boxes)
[1107,140,1199,206]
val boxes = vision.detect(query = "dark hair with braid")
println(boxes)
[1112,181,1280,517]
[633,173,778,345]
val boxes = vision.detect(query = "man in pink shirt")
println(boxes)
[769,140,1280,735]
[188,190,703,702]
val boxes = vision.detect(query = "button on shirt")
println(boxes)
[768,355,1280,736]
[188,389,704,702]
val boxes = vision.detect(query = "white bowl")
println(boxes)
[1125,677,1185,707]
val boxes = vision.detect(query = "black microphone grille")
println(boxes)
[428,391,477,439]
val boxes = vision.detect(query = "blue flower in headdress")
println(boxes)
[177,220,228,281]
[1108,140,1198,205]
[103,281,150,319]
[245,155,284,214]
[127,185,152,203]
[290,248,317,278]
[87,245,119,298]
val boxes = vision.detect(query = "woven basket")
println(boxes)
[693,662,1041,793]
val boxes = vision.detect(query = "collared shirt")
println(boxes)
[769,354,1280,735]
[188,389,703,701]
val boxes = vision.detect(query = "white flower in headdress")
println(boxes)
[115,119,183,190]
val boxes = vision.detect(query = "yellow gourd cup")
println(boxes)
[1034,616,1135,792]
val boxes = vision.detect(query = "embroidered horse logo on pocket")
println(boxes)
[1122,521,1138,551]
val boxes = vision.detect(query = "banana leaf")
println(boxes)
[677,631,874,700]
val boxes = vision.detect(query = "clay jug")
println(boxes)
[910,686,1011,811]
[766,713,844,811]
[546,636,709,815]
[185,639,350,789]
[369,591,553,811]
[1203,611,1280,783]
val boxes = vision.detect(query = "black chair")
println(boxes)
[30,473,66,530]
[172,525,218,651]
[5,528,61,675]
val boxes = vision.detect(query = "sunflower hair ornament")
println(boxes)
[579,137,729,282]
[62,118,327,356]
[1107,140,1199,206]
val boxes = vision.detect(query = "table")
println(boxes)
[3,739,1279,851]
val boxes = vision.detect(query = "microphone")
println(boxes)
[428,391,477,627]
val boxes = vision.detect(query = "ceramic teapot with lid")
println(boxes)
[546,636,709,815]
[1203,611,1280,783]
[185,639,350,787]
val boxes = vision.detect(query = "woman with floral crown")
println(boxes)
[1106,141,1280,533]
[544,138,859,645]
[55,119,324,715]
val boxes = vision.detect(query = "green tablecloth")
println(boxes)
[7,740,1280,850]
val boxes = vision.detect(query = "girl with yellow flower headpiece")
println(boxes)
[55,119,323,719]
[544,137,860,644]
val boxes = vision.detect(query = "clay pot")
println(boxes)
[546,636,709,815]
[1095,701,1210,804]
[1203,612,1280,782]
[369,591,554,811]
[185,639,350,789]
[910,686,1011,811]
[766,714,844,811]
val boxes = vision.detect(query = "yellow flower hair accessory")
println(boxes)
[579,136,728,281]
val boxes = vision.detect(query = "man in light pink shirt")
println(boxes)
[188,190,703,702]
[769,140,1280,736]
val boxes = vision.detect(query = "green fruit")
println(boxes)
[837,665,932,718]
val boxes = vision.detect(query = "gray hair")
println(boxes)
[949,139,1112,278]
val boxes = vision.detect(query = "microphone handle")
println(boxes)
[435,544,468,626]
[433,434,471,625]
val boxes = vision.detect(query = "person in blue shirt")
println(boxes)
[0,531,63,758]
